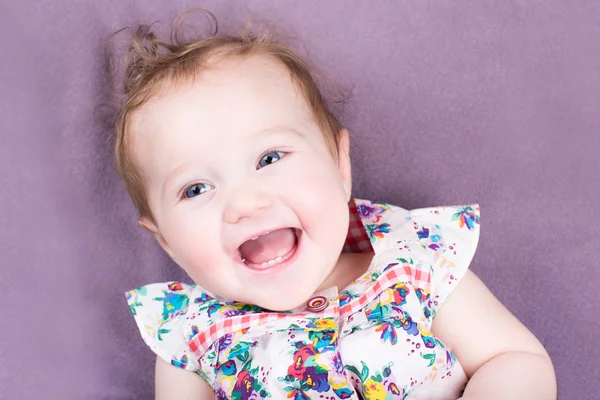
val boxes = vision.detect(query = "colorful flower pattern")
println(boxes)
[126,199,480,399]
[278,331,351,399]
[346,361,406,400]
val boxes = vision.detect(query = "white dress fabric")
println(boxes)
[126,199,481,399]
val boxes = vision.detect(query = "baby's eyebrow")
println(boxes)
[250,125,304,139]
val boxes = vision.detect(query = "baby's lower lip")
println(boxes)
[239,229,302,273]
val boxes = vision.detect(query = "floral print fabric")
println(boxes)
[126,199,480,399]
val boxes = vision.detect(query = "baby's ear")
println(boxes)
[139,217,177,261]
[337,129,352,201]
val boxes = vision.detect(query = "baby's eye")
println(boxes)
[257,151,286,169]
[183,183,214,199]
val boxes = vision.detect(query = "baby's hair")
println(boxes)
[109,9,345,224]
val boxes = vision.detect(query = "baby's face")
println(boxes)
[130,55,352,311]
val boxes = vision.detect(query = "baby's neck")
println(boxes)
[315,251,374,293]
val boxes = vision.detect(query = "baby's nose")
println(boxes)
[223,191,273,224]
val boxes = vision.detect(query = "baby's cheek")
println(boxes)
[170,228,219,274]
[182,250,223,289]
[291,161,345,199]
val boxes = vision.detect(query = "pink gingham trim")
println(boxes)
[188,303,340,357]
[187,261,431,356]
[342,200,373,253]
[340,261,431,315]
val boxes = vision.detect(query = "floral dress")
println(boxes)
[126,199,480,399]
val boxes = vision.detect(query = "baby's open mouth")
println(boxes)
[238,228,299,270]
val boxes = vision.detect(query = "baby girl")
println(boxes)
[119,12,556,400]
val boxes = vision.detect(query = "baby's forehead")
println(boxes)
[127,54,313,155]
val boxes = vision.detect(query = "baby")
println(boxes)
[119,12,556,400]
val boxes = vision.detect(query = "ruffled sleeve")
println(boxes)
[125,282,200,372]
[408,204,481,316]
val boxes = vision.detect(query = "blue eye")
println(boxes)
[258,151,286,169]
[183,183,214,199]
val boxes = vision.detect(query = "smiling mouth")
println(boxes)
[237,228,300,270]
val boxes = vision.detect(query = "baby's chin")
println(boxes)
[235,286,318,312]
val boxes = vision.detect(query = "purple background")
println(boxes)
[1,1,598,399]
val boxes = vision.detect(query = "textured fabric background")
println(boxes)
[1,1,598,399]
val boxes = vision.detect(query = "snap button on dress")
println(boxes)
[306,295,328,312]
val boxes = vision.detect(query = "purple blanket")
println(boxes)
[1,1,598,398]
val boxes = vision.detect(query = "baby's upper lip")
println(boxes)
[229,225,298,256]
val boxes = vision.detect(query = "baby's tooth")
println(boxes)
[251,236,259,241]
[255,256,285,269]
